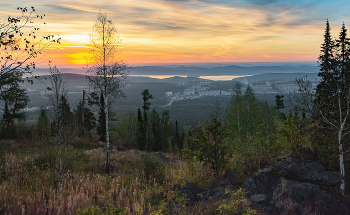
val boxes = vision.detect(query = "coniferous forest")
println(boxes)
[1,7,350,215]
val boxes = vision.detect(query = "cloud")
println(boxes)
[45,4,92,14]
[2,0,349,64]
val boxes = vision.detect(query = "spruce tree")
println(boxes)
[160,110,171,151]
[275,95,284,110]
[37,108,51,140]
[58,95,72,129]
[75,101,96,135]
[314,21,350,195]
[137,108,144,150]
[1,102,12,128]
[1,82,29,127]
[315,20,337,117]
[173,120,180,152]
[150,109,161,151]
[141,89,153,151]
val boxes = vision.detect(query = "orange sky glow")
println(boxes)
[2,0,350,67]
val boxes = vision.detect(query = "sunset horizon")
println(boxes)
[3,0,350,68]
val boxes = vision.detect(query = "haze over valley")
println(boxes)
[11,64,320,126]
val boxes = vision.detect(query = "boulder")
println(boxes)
[210,178,231,190]
[156,151,170,162]
[273,179,350,215]
[249,194,267,204]
[211,188,234,200]
[271,157,342,186]
[224,169,235,181]
[242,157,350,215]
[178,182,203,205]
[242,166,280,201]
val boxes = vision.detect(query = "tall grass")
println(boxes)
[0,146,222,214]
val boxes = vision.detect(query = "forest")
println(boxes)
[1,7,350,215]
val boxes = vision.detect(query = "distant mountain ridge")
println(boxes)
[130,65,318,76]
[31,64,319,76]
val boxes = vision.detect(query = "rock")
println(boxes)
[242,166,280,201]
[156,151,170,162]
[210,178,231,189]
[178,182,203,205]
[249,194,267,204]
[224,169,235,181]
[199,188,214,201]
[274,180,350,215]
[271,157,342,187]
[211,188,234,200]
[242,157,350,215]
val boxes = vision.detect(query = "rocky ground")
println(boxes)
[170,156,350,215]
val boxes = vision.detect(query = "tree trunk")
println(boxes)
[59,143,63,188]
[82,90,85,137]
[105,95,110,175]
[339,128,345,195]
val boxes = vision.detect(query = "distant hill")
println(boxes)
[31,65,319,77]
[235,73,320,82]
[129,65,319,76]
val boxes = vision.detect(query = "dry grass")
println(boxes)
[0,145,221,214]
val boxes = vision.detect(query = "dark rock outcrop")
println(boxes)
[156,151,170,162]
[178,182,203,205]
[243,157,350,215]
[270,157,342,186]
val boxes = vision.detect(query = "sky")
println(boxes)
[2,0,350,67]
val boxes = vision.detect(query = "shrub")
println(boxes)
[183,118,232,177]
[217,188,256,215]
[135,153,165,183]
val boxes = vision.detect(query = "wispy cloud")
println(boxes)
[1,0,349,64]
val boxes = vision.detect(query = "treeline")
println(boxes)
[0,86,187,153]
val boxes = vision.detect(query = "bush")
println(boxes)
[217,188,256,215]
[183,118,231,177]
[135,153,165,183]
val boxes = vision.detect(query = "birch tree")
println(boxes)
[46,65,76,187]
[86,12,128,174]
[1,7,60,98]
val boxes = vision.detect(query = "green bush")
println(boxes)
[183,117,231,177]
[217,188,256,215]
[135,153,165,183]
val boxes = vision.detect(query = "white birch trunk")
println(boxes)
[105,94,110,174]
[339,127,345,195]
